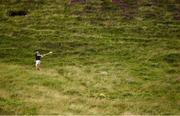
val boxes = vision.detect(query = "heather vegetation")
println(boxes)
[0,0,179,114]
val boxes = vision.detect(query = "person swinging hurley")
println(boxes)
[35,51,43,70]
[35,51,53,70]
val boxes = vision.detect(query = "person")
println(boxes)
[35,51,43,70]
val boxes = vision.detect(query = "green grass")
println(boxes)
[0,0,179,115]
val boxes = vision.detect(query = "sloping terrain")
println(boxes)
[0,0,179,114]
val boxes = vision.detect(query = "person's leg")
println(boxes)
[37,63,40,70]
[37,61,41,70]
[35,60,40,70]
[35,61,38,70]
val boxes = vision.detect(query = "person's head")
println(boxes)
[36,51,39,54]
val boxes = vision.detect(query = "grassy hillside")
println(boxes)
[0,0,179,114]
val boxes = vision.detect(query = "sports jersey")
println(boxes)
[35,53,42,60]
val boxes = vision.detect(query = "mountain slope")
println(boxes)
[0,0,179,114]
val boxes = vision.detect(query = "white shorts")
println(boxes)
[35,60,41,67]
